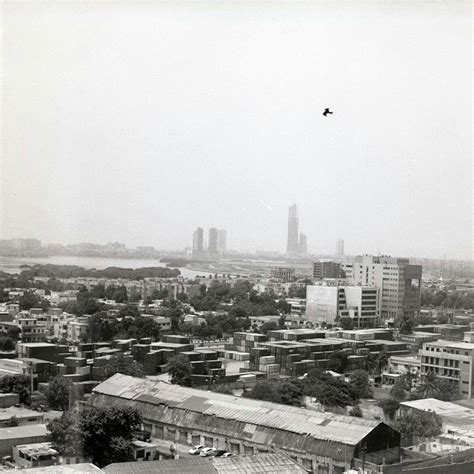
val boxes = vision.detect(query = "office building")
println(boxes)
[286,204,299,254]
[342,255,422,323]
[313,260,343,279]
[217,229,227,255]
[299,233,307,254]
[192,227,204,257]
[208,228,218,255]
[419,337,474,398]
[306,285,380,328]
[336,239,344,257]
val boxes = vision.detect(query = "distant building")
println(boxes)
[299,233,307,254]
[313,260,343,279]
[286,204,299,255]
[342,255,422,323]
[208,228,218,255]
[270,267,295,281]
[336,239,344,257]
[217,229,227,255]
[192,227,204,257]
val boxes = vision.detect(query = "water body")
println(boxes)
[0,255,212,279]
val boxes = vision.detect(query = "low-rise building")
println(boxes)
[419,337,474,398]
[13,442,58,469]
[89,374,401,473]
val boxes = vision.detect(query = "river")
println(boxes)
[0,255,213,279]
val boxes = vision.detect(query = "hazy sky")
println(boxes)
[1,1,472,259]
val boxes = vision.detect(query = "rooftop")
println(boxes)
[423,340,474,350]
[400,399,474,431]
[15,442,57,457]
[0,424,48,440]
[104,453,308,474]
[90,374,385,448]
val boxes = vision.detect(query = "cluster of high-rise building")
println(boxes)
[192,227,227,258]
[286,204,307,255]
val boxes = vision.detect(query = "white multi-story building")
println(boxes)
[342,255,422,323]
[306,285,379,328]
[419,334,474,398]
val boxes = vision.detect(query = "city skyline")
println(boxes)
[2,2,471,260]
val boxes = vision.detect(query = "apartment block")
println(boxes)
[419,337,474,398]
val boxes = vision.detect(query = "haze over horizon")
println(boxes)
[1,1,472,260]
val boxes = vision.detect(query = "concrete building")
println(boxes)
[286,204,299,255]
[342,255,422,323]
[0,424,49,457]
[419,338,474,398]
[299,233,307,254]
[313,261,343,280]
[13,443,58,469]
[18,318,47,343]
[336,239,344,257]
[306,285,380,328]
[89,374,401,473]
[208,228,218,255]
[217,229,226,255]
[270,267,295,281]
[192,227,204,257]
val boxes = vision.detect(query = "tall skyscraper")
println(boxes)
[192,227,204,257]
[336,239,345,257]
[286,204,299,254]
[299,233,307,254]
[208,228,218,255]
[217,229,227,255]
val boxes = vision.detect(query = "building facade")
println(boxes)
[342,256,422,323]
[419,337,474,398]
[306,285,380,328]
[217,229,227,255]
[208,228,218,255]
[192,227,204,257]
[286,204,299,255]
[313,261,343,280]
[89,374,401,473]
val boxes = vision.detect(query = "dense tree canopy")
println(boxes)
[48,406,142,467]
[168,355,192,387]
[45,376,73,410]
[0,375,30,404]
[101,353,145,379]
[391,409,442,440]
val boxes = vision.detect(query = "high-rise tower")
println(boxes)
[192,227,204,257]
[208,228,218,255]
[217,229,227,255]
[336,239,345,257]
[286,204,299,254]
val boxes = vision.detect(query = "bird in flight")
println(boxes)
[323,108,333,117]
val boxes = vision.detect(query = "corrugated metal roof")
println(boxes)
[103,458,216,473]
[104,454,307,474]
[89,375,389,460]
[213,453,308,473]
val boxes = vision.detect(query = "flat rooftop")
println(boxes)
[422,340,474,350]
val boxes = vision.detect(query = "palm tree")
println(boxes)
[415,371,440,399]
